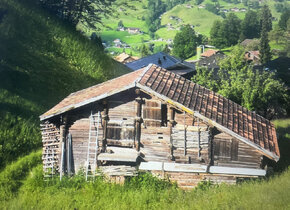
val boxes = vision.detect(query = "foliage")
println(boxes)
[260,5,272,32]
[259,16,272,64]
[173,25,202,59]
[38,0,124,29]
[125,172,176,191]
[279,9,290,30]
[205,3,220,15]
[240,10,260,39]
[192,46,289,119]
[146,0,165,34]
[210,13,241,48]
[139,44,150,57]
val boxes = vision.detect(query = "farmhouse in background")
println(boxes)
[40,64,279,189]
[114,53,138,64]
[245,50,260,64]
[127,27,141,34]
[197,53,226,71]
[201,49,221,58]
[125,52,195,79]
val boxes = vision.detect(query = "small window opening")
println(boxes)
[161,104,167,127]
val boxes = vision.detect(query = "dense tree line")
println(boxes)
[173,25,202,59]
[210,5,273,49]
[192,46,289,119]
[38,0,125,29]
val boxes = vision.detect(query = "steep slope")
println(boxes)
[0,0,130,168]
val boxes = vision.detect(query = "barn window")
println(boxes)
[107,123,121,140]
[214,139,238,161]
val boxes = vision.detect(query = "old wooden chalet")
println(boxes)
[40,64,280,189]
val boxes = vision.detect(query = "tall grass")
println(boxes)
[1,165,290,209]
[0,150,41,201]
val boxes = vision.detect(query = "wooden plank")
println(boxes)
[209,166,266,176]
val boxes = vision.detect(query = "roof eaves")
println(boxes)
[40,82,136,121]
[136,82,279,161]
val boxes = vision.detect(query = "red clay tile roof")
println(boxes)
[40,64,279,160]
[201,49,219,57]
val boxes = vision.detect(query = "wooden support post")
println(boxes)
[59,115,67,179]
[197,118,201,159]
[183,112,187,156]
[169,107,176,160]
[135,89,143,151]
[102,100,109,152]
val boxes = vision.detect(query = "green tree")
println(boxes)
[269,26,284,44]
[173,25,202,59]
[140,44,149,57]
[210,20,226,48]
[259,21,271,64]
[279,9,290,30]
[162,44,171,54]
[192,46,288,118]
[118,20,124,28]
[240,10,260,39]
[210,14,241,48]
[260,5,272,32]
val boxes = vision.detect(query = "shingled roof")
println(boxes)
[40,64,280,161]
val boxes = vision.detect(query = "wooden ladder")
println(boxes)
[85,111,101,181]
[44,148,55,179]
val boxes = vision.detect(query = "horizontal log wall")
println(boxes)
[213,132,262,169]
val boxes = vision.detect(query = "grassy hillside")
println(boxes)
[96,0,284,56]
[0,0,130,168]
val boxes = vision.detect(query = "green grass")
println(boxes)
[0,0,130,169]
[160,4,223,37]
[0,119,289,209]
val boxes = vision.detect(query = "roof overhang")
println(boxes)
[136,83,279,162]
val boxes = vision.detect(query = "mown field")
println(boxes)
[0,119,289,209]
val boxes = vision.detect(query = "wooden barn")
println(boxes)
[40,64,280,189]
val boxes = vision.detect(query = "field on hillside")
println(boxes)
[0,119,289,209]
[95,0,283,56]
[0,0,130,169]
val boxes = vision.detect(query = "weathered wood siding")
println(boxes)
[152,171,236,190]
[140,95,211,164]
[213,132,262,168]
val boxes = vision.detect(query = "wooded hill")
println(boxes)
[0,0,130,169]
[96,0,288,56]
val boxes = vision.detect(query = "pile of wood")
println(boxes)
[99,165,138,176]
[41,122,60,174]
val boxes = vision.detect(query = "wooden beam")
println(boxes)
[135,89,143,151]
[101,100,109,152]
